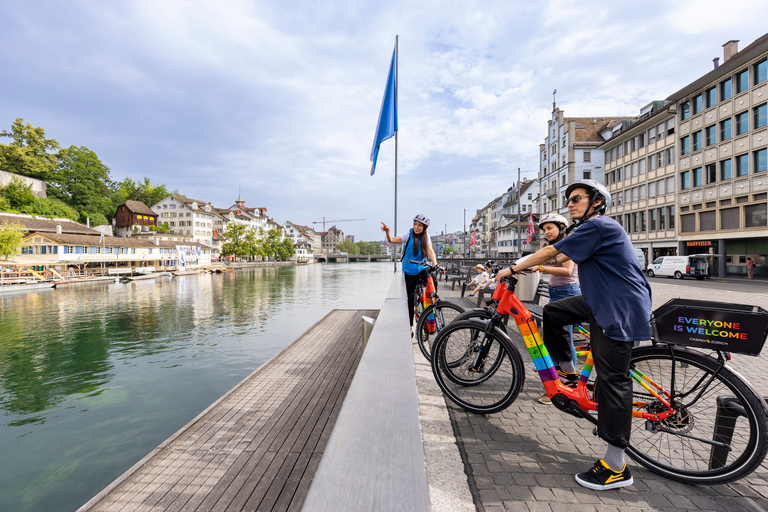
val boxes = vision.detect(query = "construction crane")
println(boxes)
[311,218,365,231]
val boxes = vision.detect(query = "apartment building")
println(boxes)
[539,105,633,217]
[152,195,216,246]
[495,179,539,257]
[602,101,679,262]
[673,37,768,277]
[602,35,768,277]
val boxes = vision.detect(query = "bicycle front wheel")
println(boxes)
[431,320,525,415]
[416,301,465,361]
[626,346,768,484]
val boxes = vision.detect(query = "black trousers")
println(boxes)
[404,269,437,326]
[542,295,633,449]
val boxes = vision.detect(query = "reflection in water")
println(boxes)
[0,263,394,512]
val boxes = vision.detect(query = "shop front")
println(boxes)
[724,237,768,278]
[681,240,719,277]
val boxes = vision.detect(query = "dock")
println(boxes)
[78,308,378,512]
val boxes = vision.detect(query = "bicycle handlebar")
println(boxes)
[409,259,444,272]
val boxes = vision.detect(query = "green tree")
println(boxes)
[0,222,27,260]
[220,222,250,258]
[0,177,79,220]
[244,228,263,259]
[277,238,294,260]
[336,239,359,255]
[369,241,382,255]
[111,176,170,208]
[442,246,457,256]
[356,241,370,255]
[0,118,63,179]
[257,229,283,259]
[50,145,115,221]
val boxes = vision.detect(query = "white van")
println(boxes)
[647,255,710,280]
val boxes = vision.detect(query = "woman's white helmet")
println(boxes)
[413,214,430,228]
[538,213,568,230]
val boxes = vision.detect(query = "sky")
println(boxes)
[2,1,768,241]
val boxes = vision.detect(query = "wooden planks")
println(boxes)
[78,309,378,512]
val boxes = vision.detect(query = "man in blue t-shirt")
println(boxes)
[495,179,651,491]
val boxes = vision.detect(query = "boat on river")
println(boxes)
[53,276,118,288]
[0,281,56,293]
[123,273,160,282]
[173,270,201,276]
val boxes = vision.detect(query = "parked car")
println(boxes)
[647,255,710,280]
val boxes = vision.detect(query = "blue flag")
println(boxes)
[370,44,398,175]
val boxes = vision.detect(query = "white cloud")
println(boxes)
[2,0,768,239]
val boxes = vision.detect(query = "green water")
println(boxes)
[0,263,395,512]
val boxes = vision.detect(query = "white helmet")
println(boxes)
[413,214,430,228]
[538,213,568,230]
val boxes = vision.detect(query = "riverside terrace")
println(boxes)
[77,271,768,511]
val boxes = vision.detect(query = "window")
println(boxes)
[659,207,667,230]
[667,118,676,136]
[680,136,690,155]
[681,171,690,190]
[720,118,732,141]
[736,153,749,176]
[721,207,740,229]
[721,78,732,101]
[648,180,656,197]
[667,176,675,193]
[755,148,767,173]
[706,164,717,184]
[721,159,732,180]
[666,147,675,165]
[640,211,646,232]
[736,69,749,93]
[692,131,702,151]
[700,211,716,231]
[745,203,767,227]
[638,133,645,148]
[650,209,656,230]
[649,126,656,144]
[705,125,716,146]
[736,111,749,135]
[648,154,656,171]
[583,171,591,179]
[657,122,666,141]
[755,59,767,85]
[754,103,767,129]
[705,86,717,108]
[658,178,666,195]
[657,151,665,167]
[681,213,696,233]
[680,101,690,120]
[693,167,703,187]
[692,94,703,115]
[583,150,591,162]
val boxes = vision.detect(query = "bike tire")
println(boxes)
[431,319,525,415]
[416,301,465,361]
[453,308,508,334]
[624,345,768,484]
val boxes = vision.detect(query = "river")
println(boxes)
[0,262,395,512]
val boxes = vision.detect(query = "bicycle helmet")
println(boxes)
[565,179,612,212]
[413,214,430,228]
[537,213,568,230]
[485,259,496,268]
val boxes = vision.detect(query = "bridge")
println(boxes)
[314,254,394,263]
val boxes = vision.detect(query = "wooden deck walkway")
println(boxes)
[78,309,378,512]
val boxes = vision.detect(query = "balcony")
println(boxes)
[545,187,558,198]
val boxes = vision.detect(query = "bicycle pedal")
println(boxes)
[592,427,599,437]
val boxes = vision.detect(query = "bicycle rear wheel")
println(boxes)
[431,320,525,415]
[416,301,465,361]
[625,346,768,484]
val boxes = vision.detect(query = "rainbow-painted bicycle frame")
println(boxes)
[414,274,438,333]
[491,279,677,423]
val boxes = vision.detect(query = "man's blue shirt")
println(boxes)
[554,216,652,341]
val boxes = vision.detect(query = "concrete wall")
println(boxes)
[0,170,47,198]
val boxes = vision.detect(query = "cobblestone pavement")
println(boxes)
[434,277,768,512]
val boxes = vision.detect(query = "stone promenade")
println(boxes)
[418,277,768,512]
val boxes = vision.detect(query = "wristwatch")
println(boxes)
[539,264,545,273]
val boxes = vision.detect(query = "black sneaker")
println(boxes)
[575,459,633,490]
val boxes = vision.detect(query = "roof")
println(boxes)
[668,33,768,101]
[564,117,635,143]
[0,213,101,235]
[120,200,158,216]
[24,232,210,249]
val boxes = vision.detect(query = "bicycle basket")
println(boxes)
[651,298,768,356]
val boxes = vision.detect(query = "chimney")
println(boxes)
[723,40,739,63]
[56,224,62,234]
[713,57,720,69]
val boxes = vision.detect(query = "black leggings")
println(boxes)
[542,295,633,449]
[404,269,437,326]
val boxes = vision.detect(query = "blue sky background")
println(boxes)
[2,1,768,241]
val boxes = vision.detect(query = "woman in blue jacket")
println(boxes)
[381,214,438,331]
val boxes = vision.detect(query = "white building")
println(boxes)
[152,195,216,246]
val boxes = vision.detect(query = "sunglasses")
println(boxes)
[565,194,585,205]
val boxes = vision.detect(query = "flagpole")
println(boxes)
[393,34,398,273]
